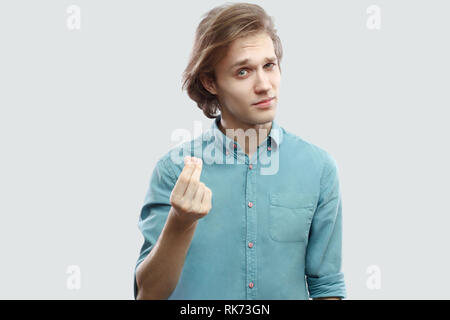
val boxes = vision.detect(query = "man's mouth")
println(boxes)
[252,97,275,108]
[253,97,275,105]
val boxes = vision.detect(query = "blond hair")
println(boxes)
[181,2,283,119]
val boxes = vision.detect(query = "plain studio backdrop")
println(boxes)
[0,0,449,299]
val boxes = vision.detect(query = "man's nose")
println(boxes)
[254,69,272,92]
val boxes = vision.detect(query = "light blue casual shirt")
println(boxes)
[134,115,346,299]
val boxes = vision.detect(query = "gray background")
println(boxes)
[0,0,448,299]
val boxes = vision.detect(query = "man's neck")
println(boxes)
[218,115,272,158]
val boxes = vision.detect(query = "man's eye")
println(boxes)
[237,63,276,77]
[238,69,248,76]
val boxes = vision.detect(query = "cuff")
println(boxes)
[306,272,347,299]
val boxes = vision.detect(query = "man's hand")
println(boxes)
[169,156,212,230]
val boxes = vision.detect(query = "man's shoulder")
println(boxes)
[156,133,206,176]
[281,126,337,170]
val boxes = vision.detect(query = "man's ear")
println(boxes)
[200,73,217,95]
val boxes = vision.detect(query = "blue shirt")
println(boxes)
[134,115,346,299]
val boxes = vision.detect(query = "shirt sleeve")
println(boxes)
[305,153,347,299]
[133,156,177,300]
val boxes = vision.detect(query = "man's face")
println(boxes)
[204,32,281,127]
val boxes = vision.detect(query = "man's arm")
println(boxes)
[136,207,198,300]
[136,157,212,300]
[305,153,346,299]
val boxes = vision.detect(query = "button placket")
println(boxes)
[245,152,257,299]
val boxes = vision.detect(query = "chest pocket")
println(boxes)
[269,192,317,242]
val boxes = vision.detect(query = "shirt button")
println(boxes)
[248,202,253,208]
[249,282,254,288]
[267,146,272,151]
[248,242,254,248]
[249,164,253,169]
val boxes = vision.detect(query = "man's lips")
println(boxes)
[253,97,274,105]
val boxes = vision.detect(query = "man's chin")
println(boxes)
[222,106,276,127]
[248,108,276,124]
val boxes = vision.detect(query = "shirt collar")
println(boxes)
[208,114,284,154]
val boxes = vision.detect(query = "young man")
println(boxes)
[134,3,346,300]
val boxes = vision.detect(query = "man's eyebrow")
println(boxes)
[229,56,277,70]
